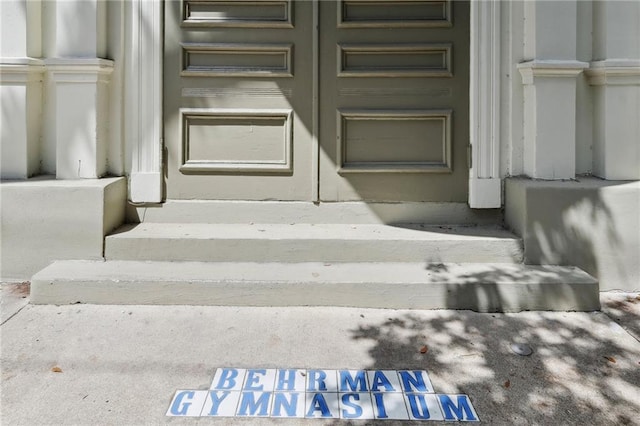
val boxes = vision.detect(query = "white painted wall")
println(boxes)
[575,1,594,176]
[106,1,125,176]
[499,1,525,178]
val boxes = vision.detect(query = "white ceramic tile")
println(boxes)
[210,368,246,391]
[371,392,410,420]
[200,390,242,416]
[337,370,369,392]
[367,370,404,393]
[270,392,306,418]
[166,390,208,417]
[338,392,375,420]
[306,369,338,392]
[274,369,307,392]
[398,370,435,393]
[243,368,277,392]
[405,393,444,421]
[437,394,480,422]
[305,392,340,418]
[235,391,274,417]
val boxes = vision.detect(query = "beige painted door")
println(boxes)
[165,0,469,202]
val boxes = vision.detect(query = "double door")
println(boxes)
[164,0,469,201]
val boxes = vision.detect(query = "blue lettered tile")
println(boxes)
[243,369,277,392]
[275,368,307,392]
[166,390,208,417]
[338,370,369,392]
[339,392,374,420]
[270,392,305,417]
[200,390,241,417]
[210,368,246,391]
[305,392,340,418]
[371,392,409,420]
[367,370,403,393]
[398,370,435,393]
[405,393,444,421]
[236,391,273,417]
[437,394,480,422]
[306,369,338,392]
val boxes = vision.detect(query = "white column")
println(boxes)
[0,0,43,179]
[518,1,588,180]
[586,1,640,180]
[46,0,113,179]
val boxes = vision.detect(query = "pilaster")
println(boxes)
[518,60,588,179]
[46,0,112,179]
[46,58,113,179]
[588,1,640,180]
[519,1,587,180]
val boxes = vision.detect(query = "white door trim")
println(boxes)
[126,0,163,203]
[127,0,502,207]
[469,0,501,208]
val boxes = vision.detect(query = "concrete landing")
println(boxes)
[105,223,524,263]
[31,260,599,312]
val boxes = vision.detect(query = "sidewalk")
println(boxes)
[1,282,639,425]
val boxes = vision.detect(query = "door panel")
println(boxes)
[164,0,314,200]
[318,0,469,202]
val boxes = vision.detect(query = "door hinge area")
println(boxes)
[467,144,472,169]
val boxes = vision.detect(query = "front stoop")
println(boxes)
[29,222,600,311]
[31,261,599,312]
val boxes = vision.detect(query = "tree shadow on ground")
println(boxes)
[327,306,640,425]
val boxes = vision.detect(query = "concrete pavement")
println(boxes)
[1,282,639,425]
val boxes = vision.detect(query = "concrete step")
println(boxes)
[105,223,524,263]
[125,200,503,225]
[30,260,599,312]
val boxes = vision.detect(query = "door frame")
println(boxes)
[126,0,501,208]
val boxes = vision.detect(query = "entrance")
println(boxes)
[164,0,469,202]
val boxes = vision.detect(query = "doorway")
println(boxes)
[164,0,469,202]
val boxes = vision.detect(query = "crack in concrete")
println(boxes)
[1,303,29,326]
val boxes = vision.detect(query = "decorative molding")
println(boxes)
[338,0,451,28]
[517,60,589,84]
[469,0,501,208]
[181,43,293,77]
[126,0,163,203]
[585,60,640,86]
[0,58,44,83]
[337,109,452,174]
[338,44,452,78]
[182,0,293,28]
[45,58,113,83]
[181,87,293,98]
[179,108,293,173]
